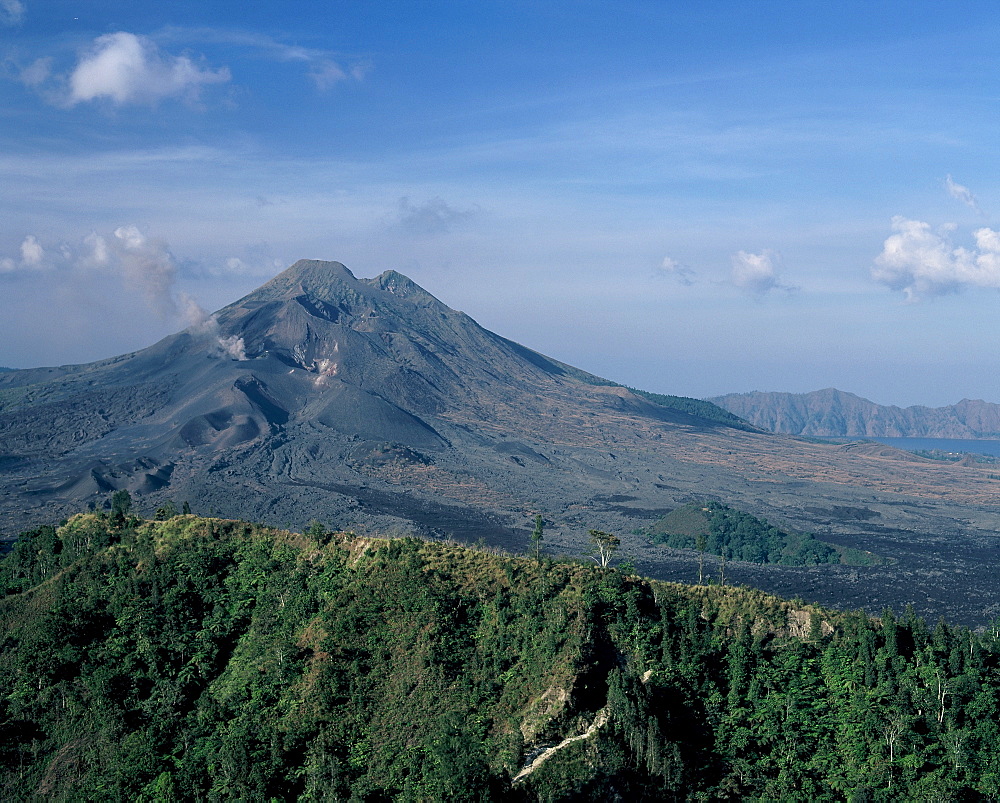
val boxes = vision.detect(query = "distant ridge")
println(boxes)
[709,388,1000,438]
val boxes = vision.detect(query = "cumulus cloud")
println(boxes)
[68,32,230,106]
[221,242,284,276]
[945,175,984,216]
[1,228,181,303]
[176,242,283,280]
[730,249,789,294]
[397,196,475,235]
[873,216,1000,299]
[81,231,109,268]
[1,0,24,25]
[656,255,695,285]
[19,235,44,266]
[0,235,49,271]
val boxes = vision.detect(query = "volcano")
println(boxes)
[5,259,1000,625]
[0,260,725,534]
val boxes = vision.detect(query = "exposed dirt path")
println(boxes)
[512,708,609,785]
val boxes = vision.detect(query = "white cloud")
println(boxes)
[0,235,48,272]
[159,27,365,91]
[349,62,372,81]
[730,249,783,294]
[19,57,51,87]
[873,216,1000,300]
[657,255,695,285]
[0,0,24,25]
[68,32,230,106]
[309,60,347,91]
[81,231,109,268]
[397,196,475,235]
[19,234,43,266]
[945,174,983,216]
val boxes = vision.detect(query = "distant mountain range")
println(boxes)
[709,388,1000,439]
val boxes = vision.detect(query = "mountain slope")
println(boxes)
[709,388,1000,438]
[6,261,1000,625]
[0,259,743,538]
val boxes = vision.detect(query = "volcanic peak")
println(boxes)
[223,260,446,314]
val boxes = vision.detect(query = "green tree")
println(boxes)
[531,515,544,560]
[155,500,178,520]
[111,489,134,527]
[696,533,706,584]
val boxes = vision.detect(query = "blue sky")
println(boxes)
[4,1,1000,406]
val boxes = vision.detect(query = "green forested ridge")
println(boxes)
[626,388,757,431]
[1,510,998,800]
[648,501,883,567]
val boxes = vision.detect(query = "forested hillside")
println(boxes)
[2,509,1000,800]
[626,388,756,431]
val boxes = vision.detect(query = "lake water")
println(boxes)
[823,436,1000,458]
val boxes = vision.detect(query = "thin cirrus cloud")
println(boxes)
[873,216,1000,300]
[1,0,24,26]
[396,196,477,235]
[66,32,230,106]
[158,27,368,92]
[945,175,984,217]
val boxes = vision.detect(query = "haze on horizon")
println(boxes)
[3,1,1000,408]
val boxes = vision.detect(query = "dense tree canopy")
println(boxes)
[0,508,997,800]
